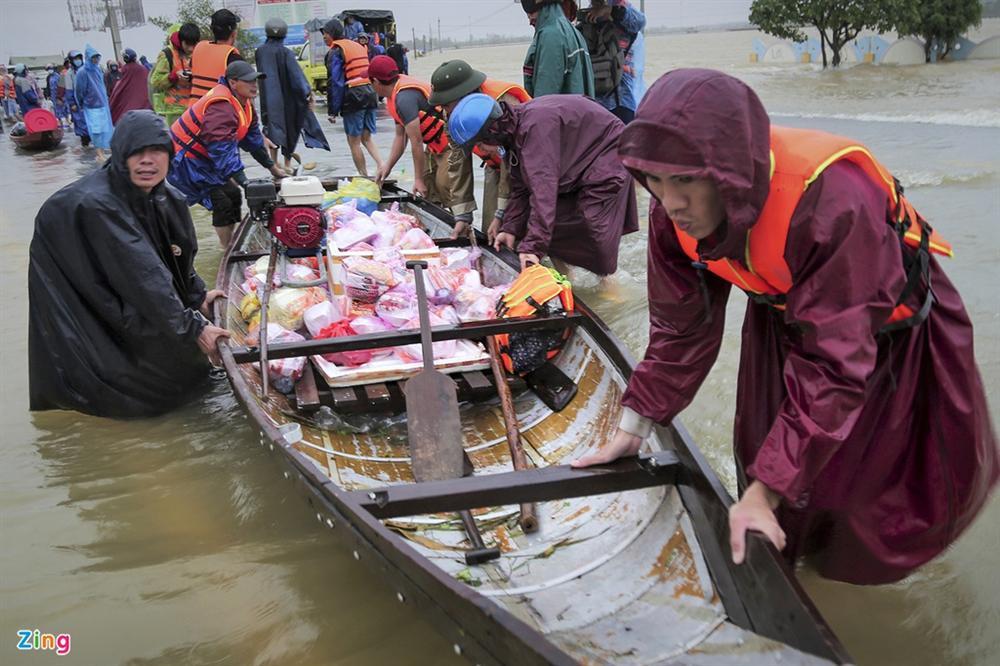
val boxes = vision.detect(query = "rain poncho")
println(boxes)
[28,111,211,417]
[64,61,88,138]
[75,45,113,148]
[587,1,646,113]
[617,69,999,584]
[14,73,40,114]
[523,3,594,98]
[254,35,329,157]
[109,61,152,124]
[492,95,638,275]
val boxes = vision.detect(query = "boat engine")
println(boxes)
[246,176,327,250]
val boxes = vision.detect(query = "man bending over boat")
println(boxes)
[447,93,638,277]
[28,111,230,418]
[573,69,998,585]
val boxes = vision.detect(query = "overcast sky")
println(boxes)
[1,1,753,63]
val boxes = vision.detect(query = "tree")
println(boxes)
[749,0,904,68]
[150,0,260,59]
[894,0,983,62]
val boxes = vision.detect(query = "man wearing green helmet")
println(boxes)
[430,59,531,240]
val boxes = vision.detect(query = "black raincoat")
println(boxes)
[28,110,211,418]
[255,37,329,157]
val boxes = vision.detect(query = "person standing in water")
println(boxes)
[575,69,998,585]
[75,45,114,161]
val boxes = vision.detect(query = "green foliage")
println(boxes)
[749,0,905,67]
[893,0,983,61]
[150,0,260,59]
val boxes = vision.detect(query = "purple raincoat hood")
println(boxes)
[619,68,772,260]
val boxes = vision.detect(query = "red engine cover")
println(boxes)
[269,206,324,248]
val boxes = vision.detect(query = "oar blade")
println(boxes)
[405,369,465,482]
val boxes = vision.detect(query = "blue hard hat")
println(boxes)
[448,93,502,151]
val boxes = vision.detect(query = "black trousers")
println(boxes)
[611,105,635,124]
[208,181,242,228]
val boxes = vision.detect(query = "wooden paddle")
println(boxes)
[469,231,539,533]
[404,260,500,565]
[258,244,279,397]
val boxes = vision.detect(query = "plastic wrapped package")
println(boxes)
[343,257,396,303]
[329,217,379,251]
[269,287,328,331]
[370,202,419,229]
[350,314,393,335]
[375,287,416,329]
[327,177,381,215]
[398,312,457,361]
[398,227,436,250]
[440,247,481,271]
[453,284,498,322]
[262,323,307,391]
[314,320,375,367]
[303,296,351,337]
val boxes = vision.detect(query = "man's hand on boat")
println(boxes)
[412,176,429,198]
[451,219,471,240]
[486,217,501,245]
[197,324,230,367]
[728,480,786,565]
[268,164,287,180]
[570,428,644,467]
[199,289,226,318]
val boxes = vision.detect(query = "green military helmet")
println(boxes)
[429,60,487,107]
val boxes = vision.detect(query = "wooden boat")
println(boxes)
[215,182,851,665]
[10,108,63,151]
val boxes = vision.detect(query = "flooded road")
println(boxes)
[2,25,999,665]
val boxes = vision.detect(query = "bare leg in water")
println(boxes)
[346,134,368,176]
[215,224,234,248]
[361,131,383,175]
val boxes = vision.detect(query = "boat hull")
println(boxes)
[10,128,64,151]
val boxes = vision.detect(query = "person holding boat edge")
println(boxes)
[573,69,998,585]
[447,92,638,277]
[28,111,229,418]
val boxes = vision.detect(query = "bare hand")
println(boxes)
[486,217,502,245]
[263,136,278,151]
[519,253,540,271]
[572,428,644,467]
[729,480,785,565]
[451,220,471,240]
[493,231,516,253]
[412,177,428,198]
[197,324,231,367]
[199,289,226,318]
[269,164,287,180]
[375,164,391,185]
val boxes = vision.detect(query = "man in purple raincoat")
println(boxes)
[575,69,998,585]
[448,93,638,276]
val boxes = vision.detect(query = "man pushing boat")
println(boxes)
[574,69,998,585]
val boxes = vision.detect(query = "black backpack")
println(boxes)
[577,19,631,99]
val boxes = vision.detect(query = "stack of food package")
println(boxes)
[238,196,509,393]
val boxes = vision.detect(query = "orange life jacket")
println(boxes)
[189,41,238,101]
[386,75,449,154]
[474,79,531,168]
[494,264,575,374]
[675,125,953,331]
[170,83,252,160]
[332,39,371,87]
[1,75,14,99]
[164,45,193,107]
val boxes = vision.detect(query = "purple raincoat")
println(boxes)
[494,95,638,276]
[618,69,998,584]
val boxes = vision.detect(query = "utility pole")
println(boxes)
[104,0,122,63]
[412,27,418,59]
[428,22,433,53]
[437,17,442,53]
[640,0,645,12]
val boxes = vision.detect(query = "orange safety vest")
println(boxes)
[474,79,531,168]
[1,75,14,99]
[332,39,371,87]
[170,83,253,160]
[164,45,193,107]
[494,264,575,374]
[189,41,238,101]
[675,126,953,331]
[386,75,449,154]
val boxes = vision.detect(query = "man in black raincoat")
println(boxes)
[28,110,230,418]
[254,17,329,169]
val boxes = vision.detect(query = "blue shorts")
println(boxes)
[342,109,377,137]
